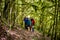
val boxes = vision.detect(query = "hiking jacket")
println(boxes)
[24,18,31,26]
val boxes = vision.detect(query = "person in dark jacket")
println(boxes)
[27,18,31,31]
[24,17,31,31]
[24,17,28,30]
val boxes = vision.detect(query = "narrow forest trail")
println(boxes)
[1,25,51,40]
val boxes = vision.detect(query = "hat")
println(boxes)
[27,15,30,18]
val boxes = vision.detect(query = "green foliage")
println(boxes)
[0,0,60,40]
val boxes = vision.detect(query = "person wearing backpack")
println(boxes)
[31,18,35,32]
[24,16,31,31]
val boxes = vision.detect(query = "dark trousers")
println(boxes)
[25,24,31,31]
[25,25,28,30]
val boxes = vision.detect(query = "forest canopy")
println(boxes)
[0,0,60,40]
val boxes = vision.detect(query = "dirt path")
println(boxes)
[5,27,51,40]
[0,25,51,40]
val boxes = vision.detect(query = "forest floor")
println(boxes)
[0,25,51,40]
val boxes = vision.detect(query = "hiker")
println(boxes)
[24,17,28,30]
[24,16,31,31]
[27,18,31,31]
[31,18,35,32]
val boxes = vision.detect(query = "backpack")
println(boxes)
[31,19,35,25]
